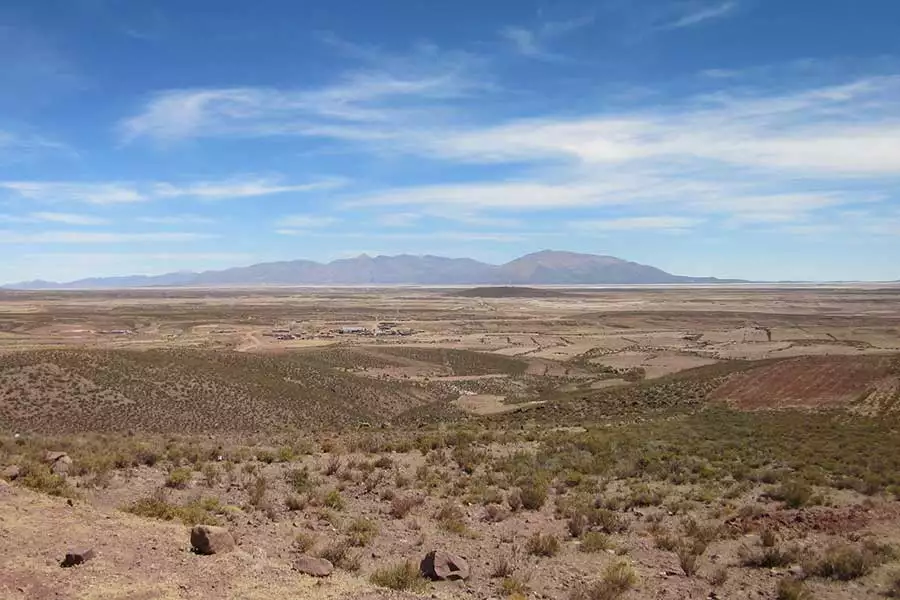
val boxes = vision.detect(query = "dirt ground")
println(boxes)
[2,285,900,600]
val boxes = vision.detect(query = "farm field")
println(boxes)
[2,285,900,600]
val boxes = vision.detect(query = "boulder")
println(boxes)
[44,452,73,476]
[60,548,95,568]
[2,465,20,481]
[420,550,470,581]
[294,555,334,577]
[190,525,235,555]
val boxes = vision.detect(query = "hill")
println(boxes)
[3,250,743,289]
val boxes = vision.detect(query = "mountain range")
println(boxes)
[4,250,744,289]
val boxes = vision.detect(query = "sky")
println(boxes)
[1,0,899,283]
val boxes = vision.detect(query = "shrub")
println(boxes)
[319,539,361,571]
[570,562,637,600]
[165,467,192,489]
[285,494,306,511]
[770,481,812,509]
[761,529,777,548]
[370,561,427,592]
[492,550,519,578]
[294,532,316,553]
[484,503,510,523]
[654,532,679,552]
[677,543,703,577]
[775,577,813,600]
[19,463,76,498]
[580,532,612,553]
[247,475,267,508]
[520,480,549,510]
[739,544,797,568]
[708,566,728,586]
[501,575,530,597]
[810,543,882,581]
[286,467,314,494]
[390,494,420,519]
[507,488,523,512]
[347,518,379,547]
[125,488,221,526]
[324,456,341,476]
[527,532,560,557]
[436,502,468,535]
[324,489,345,510]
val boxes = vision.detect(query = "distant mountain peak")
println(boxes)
[3,250,743,288]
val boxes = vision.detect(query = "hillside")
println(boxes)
[0,349,438,433]
[4,250,742,289]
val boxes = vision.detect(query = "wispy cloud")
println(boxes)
[0,231,216,244]
[275,215,340,229]
[28,212,110,225]
[136,214,217,225]
[500,15,594,61]
[571,216,704,232]
[660,1,739,30]
[120,39,481,143]
[0,176,340,205]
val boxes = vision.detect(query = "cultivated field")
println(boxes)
[2,285,900,599]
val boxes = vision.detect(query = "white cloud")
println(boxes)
[375,213,421,227]
[0,176,339,205]
[28,212,110,225]
[275,215,340,229]
[1,182,146,204]
[136,214,217,225]
[500,15,594,61]
[153,177,346,200]
[661,1,739,30]
[571,216,704,232]
[0,231,216,244]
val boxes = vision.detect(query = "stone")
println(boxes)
[190,525,235,555]
[60,548,95,568]
[294,555,334,577]
[420,550,470,581]
[2,465,20,481]
[44,452,73,476]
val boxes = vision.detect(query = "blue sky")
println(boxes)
[1,0,899,282]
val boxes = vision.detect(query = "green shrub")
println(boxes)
[370,561,427,592]
[324,489,345,510]
[19,463,76,498]
[347,518,379,547]
[570,562,637,600]
[165,467,192,489]
[519,480,549,510]
[770,481,812,509]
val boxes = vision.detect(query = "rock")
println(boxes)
[420,550,470,581]
[294,555,334,577]
[2,465,20,481]
[60,548,95,568]
[44,452,73,475]
[190,525,235,555]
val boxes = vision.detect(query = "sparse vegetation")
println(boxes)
[570,562,637,600]
[527,532,561,557]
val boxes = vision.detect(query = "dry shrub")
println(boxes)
[579,532,612,553]
[294,531,316,553]
[347,518,379,547]
[390,494,421,519]
[570,562,637,600]
[527,532,560,557]
[319,539,361,571]
[775,577,813,600]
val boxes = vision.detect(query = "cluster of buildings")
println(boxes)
[265,321,414,341]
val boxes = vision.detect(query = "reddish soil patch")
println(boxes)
[726,504,878,537]
[710,355,899,409]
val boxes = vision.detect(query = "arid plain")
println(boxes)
[2,285,900,600]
